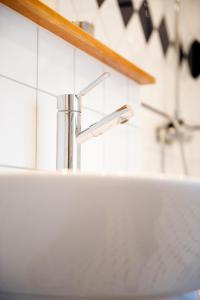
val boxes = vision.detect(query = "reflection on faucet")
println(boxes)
[77,104,133,144]
[56,73,134,171]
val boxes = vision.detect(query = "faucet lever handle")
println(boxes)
[77,72,110,98]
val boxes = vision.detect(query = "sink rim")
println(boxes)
[0,169,199,185]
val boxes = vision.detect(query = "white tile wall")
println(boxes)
[127,79,140,126]
[0,77,36,168]
[36,92,57,170]
[126,125,142,173]
[122,14,146,59]
[0,0,200,177]
[38,28,74,95]
[148,0,163,29]
[104,66,128,113]
[98,0,124,49]
[75,49,104,112]
[0,4,37,86]
[103,123,128,172]
[81,108,104,171]
[0,3,141,174]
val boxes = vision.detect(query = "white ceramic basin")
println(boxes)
[0,171,200,299]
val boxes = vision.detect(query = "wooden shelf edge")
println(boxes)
[0,0,156,85]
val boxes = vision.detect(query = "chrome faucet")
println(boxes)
[56,73,134,171]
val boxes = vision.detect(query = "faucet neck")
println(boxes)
[56,94,81,171]
[57,94,81,113]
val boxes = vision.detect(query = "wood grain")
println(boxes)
[0,0,155,85]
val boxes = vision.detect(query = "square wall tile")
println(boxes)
[37,92,57,170]
[127,125,143,173]
[103,123,128,173]
[187,133,200,162]
[0,4,37,86]
[138,97,164,153]
[81,108,104,171]
[93,14,111,46]
[189,158,200,178]
[164,140,190,176]
[124,14,147,58]
[99,0,124,49]
[0,77,36,168]
[127,79,140,126]
[148,0,163,29]
[140,144,161,174]
[38,28,74,96]
[75,49,105,113]
[165,152,185,176]
[57,0,77,20]
[104,67,128,114]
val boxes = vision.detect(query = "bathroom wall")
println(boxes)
[0,3,140,174]
[178,0,200,177]
[0,0,200,176]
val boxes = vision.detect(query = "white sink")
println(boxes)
[0,171,200,299]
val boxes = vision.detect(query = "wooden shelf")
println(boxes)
[1,0,155,85]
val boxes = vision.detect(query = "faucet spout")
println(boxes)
[77,104,134,144]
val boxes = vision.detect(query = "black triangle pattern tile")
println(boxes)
[158,17,169,56]
[179,44,185,65]
[96,0,105,7]
[96,0,200,79]
[138,0,153,42]
[188,40,200,79]
[117,0,134,27]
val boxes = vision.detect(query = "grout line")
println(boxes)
[0,164,37,171]
[102,63,106,171]
[35,27,39,169]
[73,47,76,94]
[0,73,37,91]
[126,77,129,171]
[0,164,53,172]
[0,72,137,128]
[0,73,57,98]
[35,87,56,98]
[0,71,138,130]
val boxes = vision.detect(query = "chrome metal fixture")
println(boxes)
[141,102,200,136]
[141,101,200,175]
[56,73,134,171]
[73,21,95,36]
[141,0,200,176]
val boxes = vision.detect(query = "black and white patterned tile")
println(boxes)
[117,0,134,27]
[138,0,153,42]
[158,17,169,56]
[188,40,200,78]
